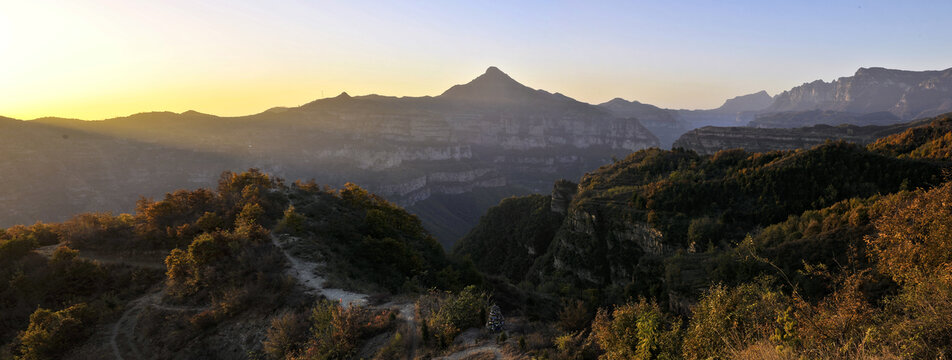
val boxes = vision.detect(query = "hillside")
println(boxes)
[453,122,952,357]
[0,170,485,359]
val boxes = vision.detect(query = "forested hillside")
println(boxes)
[454,112,952,359]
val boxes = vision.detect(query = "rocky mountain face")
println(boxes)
[672,120,919,154]
[767,67,952,120]
[0,67,658,247]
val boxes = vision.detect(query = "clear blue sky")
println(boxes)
[2,0,950,119]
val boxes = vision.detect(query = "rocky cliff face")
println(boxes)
[550,180,578,215]
[767,67,952,120]
[0,67,658,248]
[672,120,919,155]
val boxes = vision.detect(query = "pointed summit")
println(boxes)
[482,66,508,79]
[439,66,537,104]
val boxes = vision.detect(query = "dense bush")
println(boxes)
[292,300,394,359]
[681,280,789,359]
[591,298,681,360]
[416,285,489,348]
[15,303,97,360]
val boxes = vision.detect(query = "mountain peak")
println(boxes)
[484,66,505,76]
[438,66,534,103]
[472,66,518,85]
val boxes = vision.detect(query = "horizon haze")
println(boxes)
[3,1,952,119]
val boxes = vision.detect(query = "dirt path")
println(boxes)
[110,293,151,360]
[109,290,209,360]
[399,303,418,357]
[435,345,504,360]
[271,233,429,357]
[33,244,166,270]
[270,234,368,307]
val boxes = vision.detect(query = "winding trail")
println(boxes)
[270,234,369,307]
[109,290,210,360]
[271,233,428,357]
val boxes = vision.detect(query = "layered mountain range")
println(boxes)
[5,65,951,247]
[599,90,775,147]
[0,67,657,246]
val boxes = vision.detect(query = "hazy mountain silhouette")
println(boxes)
[0,67,657,247]
[713,90,773,114]
[599,98,685,147]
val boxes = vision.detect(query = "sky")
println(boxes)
[1,0,951,120]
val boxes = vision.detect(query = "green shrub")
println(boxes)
[681,280,789,360]
[16,303,96,360]
[592,298,681,360]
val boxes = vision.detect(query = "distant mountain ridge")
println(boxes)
[672,119,924,155]
[749,110,901,128]
[598,98,685,147]
[712,90,773,114]
[767,67,952,120]
[0,67,658,247]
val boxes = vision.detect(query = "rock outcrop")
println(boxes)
[550,180,578,215]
